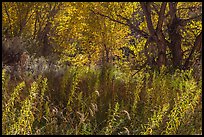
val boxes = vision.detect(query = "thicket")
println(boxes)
[2,64,202,135]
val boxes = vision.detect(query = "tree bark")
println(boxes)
[140,2,167,68]
[183,32,202,69]
[168,3,183,69]
[91,2,201,71]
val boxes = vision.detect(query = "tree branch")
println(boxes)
[179,14,202,26]
[169,2,178,25]
[90,9,149,39]
[151,3,160,15]
[116,14,149,38]
[156,2,167,32]
[140,2,156,36]
[131,60,148,76]
[90,9,128,26]
[183,32,202,69]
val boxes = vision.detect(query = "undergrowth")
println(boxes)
[2,65,202,135]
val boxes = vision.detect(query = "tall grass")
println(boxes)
[2,65,202,135]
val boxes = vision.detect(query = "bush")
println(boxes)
[2,65,202,135]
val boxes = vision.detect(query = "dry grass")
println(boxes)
[2,65,202,135]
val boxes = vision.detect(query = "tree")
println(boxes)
[92,2,202,70]
[2,2,202,71]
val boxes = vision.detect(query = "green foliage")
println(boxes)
[12,82,38,134]
[2,65,202,135]
[141,103,170,135]
[2,80,26,135]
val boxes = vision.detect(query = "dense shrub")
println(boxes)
[2,64,202,135]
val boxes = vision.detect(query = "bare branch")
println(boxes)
[179,14,202,26]
[140,2,156,36]
[183,32,202,69]
[90,9,128,26]
[131,60,148,76]
[169,2,178,24]
[156,2,167,32]
[116,14,130,23]
[151,3,160,15]
[90,9,149,39]
[177,6,202,11]
[116,14,149,38]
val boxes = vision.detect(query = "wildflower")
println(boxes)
[121,110,131,120]
[95,90,100,97]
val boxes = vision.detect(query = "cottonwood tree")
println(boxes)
[91,2,202,70]
[2,2,202,71]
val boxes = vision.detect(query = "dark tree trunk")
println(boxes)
[92,2,201,72]
[168,28,183,69]
[104,44,110,63]
[141,2,167,68]
[183,32,202,69]
[168,3,183,69]
[156,39,167,67]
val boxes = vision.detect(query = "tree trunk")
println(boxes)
[183,32,202,69]
[169,29,183,69]
[141,2,167,69]
[168,3,183,69]
[104,44,110,63]
[156,39,167,67]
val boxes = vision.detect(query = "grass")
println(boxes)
[2,64,202,135]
